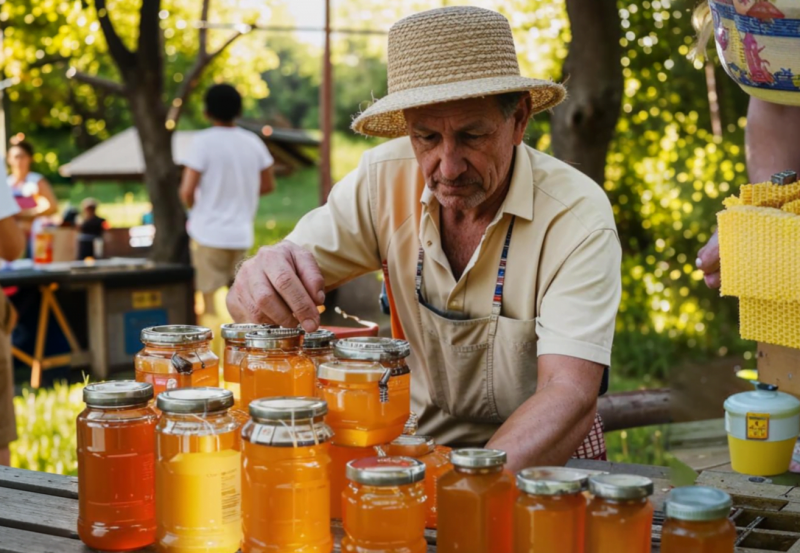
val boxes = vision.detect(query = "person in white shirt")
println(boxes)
[0,157,25,466]
[179,84,276,316]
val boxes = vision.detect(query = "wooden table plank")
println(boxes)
[0,466,78,499]
[0,526,94,553]
[0,487,80,539]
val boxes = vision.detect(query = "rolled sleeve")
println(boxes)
[535,229,622,366]
[285,156,381,290]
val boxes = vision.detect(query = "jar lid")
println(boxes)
[83,381,153,407]
[249,397,328,421]
[157,387,234,414]
[221,323,272,340]
[665,486,732,522]
[387,435,435,455]
[588,474,654,500]
[451,448,507,468]
[334,337,411,361]
[516,467,589,496]
[302,329,336,349]
[141,325,213,345]
[245,327,304,349]
[317,361,388,383]
[346,456,426,486]
[724,383,800,419]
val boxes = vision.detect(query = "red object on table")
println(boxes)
[321,325,379,339]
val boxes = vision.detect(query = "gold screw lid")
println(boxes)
[516,467,588,496]
[346,456,426,486]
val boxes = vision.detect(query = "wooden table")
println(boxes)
[0,460,670,553]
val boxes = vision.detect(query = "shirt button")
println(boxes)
[449,300,461,310]
[426,240,433,247]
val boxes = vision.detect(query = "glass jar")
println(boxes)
[135,325,219,396]
[381,435,452,529]
[302,329,336,370]
[342,456,428,553]
[155,388,242,553]
[319,350,410,447]
[77,381,158,551]
[513,467,588,553]
[240,327,316,409]
[242,397,333,553]
[661,486,735,553]
[437,449,515,553]
[403,411,420,435]
[220,323,271,405]
[585,474,655,553]
[329,442,380,520]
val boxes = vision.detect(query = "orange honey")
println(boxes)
[329,442,378,520]
[242,397,333,553]
[221,323,270,406]
[585,475,654,553]
[661,486,735,553]
[437,449,515,553]
[135,325,218,396]
[77,381,158,551]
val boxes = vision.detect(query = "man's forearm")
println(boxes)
[486,381,597,474]
[746,98,800,182]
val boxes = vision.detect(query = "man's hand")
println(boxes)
[696,231,720,289]
[226,241,326,332]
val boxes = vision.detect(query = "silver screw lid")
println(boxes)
[83,381,153,407]
[665,486,732,522]
[334,337,411,361]
[141,325,213,345]
[346,456,426,486]
[302,329,336,349]
[249,397,328,421]
[451,448,507,468]
[221,323,272,341]
[245,327,304,349]
[387,435,435,455]
[516,467,588,496]
[589,474,654,500]
[157,387,234,414]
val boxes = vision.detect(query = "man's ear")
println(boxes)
[513,95,533,145]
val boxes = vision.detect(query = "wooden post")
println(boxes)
[319,0,333,205]
[757,342,800,399]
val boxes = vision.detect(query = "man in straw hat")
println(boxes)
[228,6,621,471]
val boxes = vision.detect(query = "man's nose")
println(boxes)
[439,140,467,181]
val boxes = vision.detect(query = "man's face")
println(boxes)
[404,96,529,211]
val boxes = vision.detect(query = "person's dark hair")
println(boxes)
[9,140,34,157]
[204,84,242,123]
[495,91,528,119]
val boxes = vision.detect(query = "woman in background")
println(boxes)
[6,140,58,256]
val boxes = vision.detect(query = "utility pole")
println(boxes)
[319,0,333,205]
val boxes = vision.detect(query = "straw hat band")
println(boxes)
[387,10,521,94]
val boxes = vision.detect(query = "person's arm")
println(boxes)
[260,166,276,196]
[35,178,58,217]
[0,216,25,261]
[697,98,800,288]
[179,167,202,209]
[487,355,603,472]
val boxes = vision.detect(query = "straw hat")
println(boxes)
[351,6,566,138]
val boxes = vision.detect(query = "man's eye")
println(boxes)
[416,134,435,141]
[464,133,483,140]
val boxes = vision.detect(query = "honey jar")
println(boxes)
[585,474,654,553]
[302,328,336,370]
[514,467,588,553]
[77,381,157,551]
[240,327,316,409]
[661,486,735,553]
[135,325,219,396]
[220,323,270,406]
[342,456,427,553]
[329,442,378,520]
[242,397,333,553]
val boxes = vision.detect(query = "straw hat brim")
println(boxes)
[351,76,566,138]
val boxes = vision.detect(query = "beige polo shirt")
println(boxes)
[287,137,621,445]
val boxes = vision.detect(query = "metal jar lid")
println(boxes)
[346,456,426,486]
[317,361,388,383]
[250,397,328,421]
[303,329,336,349]
[157,387,234,414]
[665,486,733,522]
[589,474,654,500]
[83,381,153,407]
[516,467,588,496]
[334,337,411,361]
[389,435,434,453]
[245,327,304,349]
[141,325,213,345]
[451,448,507,469]
[221,323,272,341]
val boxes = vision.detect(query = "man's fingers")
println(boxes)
[696,231,720,274]
[291,246,326,305]
[249,278,295,327]
[704,271,721,289]
[263,251,320,332]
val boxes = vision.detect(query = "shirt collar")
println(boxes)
[419,143,534,222]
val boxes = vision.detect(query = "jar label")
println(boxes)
[746,412,769,440]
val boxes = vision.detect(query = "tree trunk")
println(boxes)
[128,83,189,264]
[551,0,623,185]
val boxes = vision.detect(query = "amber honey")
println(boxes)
[661,486,735,553]
[135,326,219,396]
[77,381,157,551]
[585,475,654,553]
[329,442,378,520]
[437,449,515,553]
[220,323,270,407]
